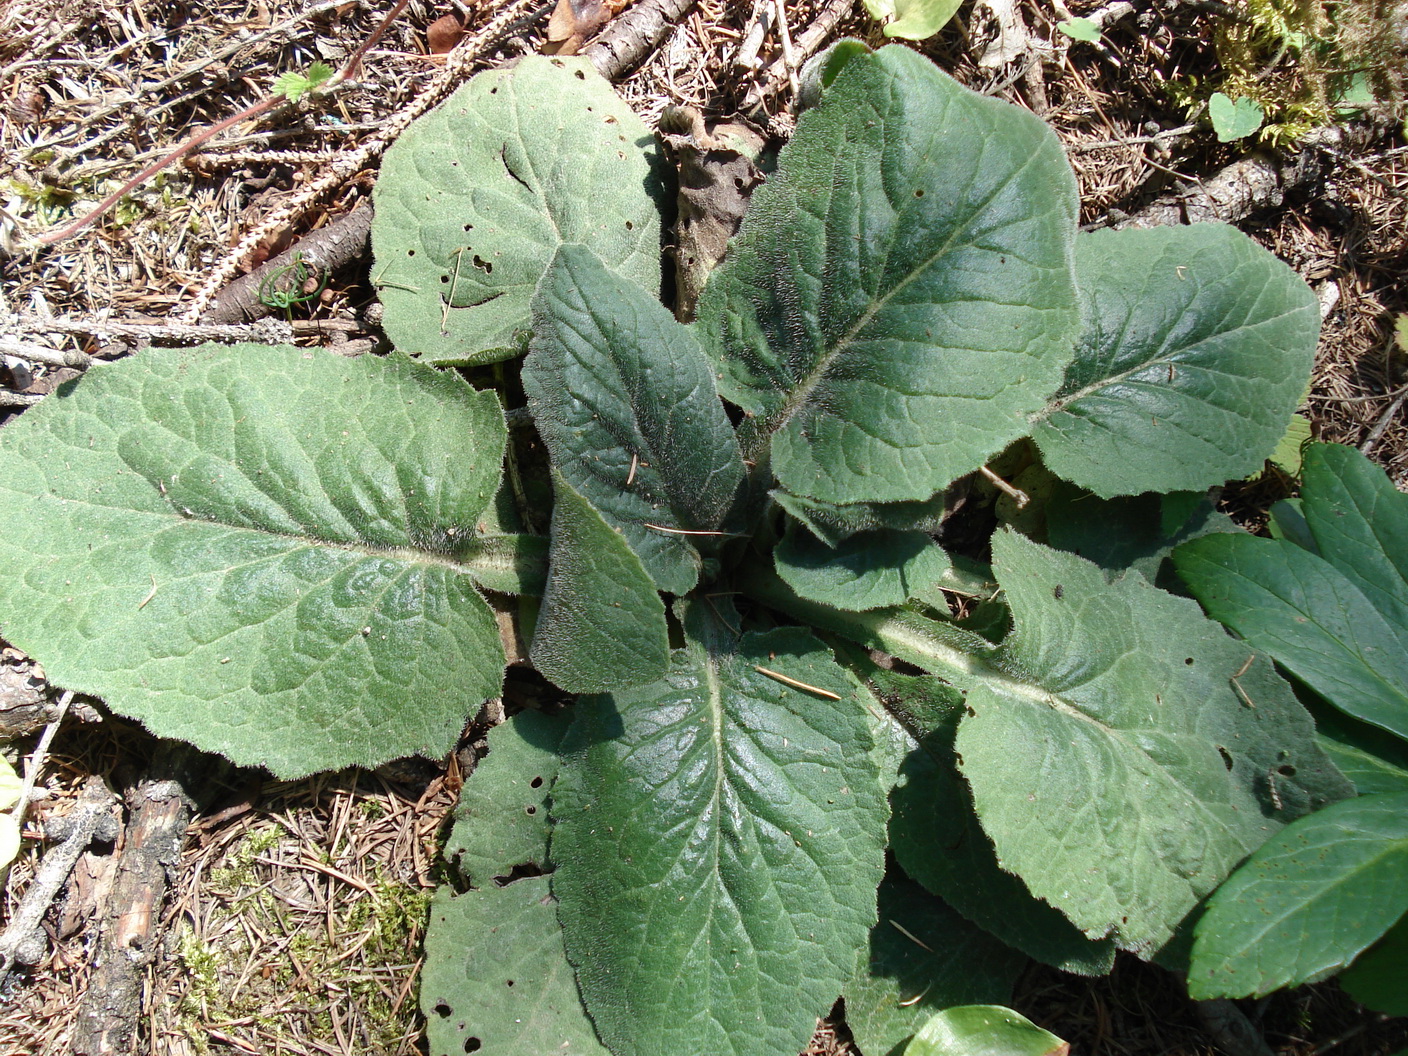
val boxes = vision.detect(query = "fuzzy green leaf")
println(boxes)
[696,45,1079,506]
[371,56,667,365]
[843,874,1027,1056]
[444,709,571,885]
[773,490,951,547]
[1208,93,1264,142]
[1188,792,1408,998]
[422,879,609,1056]
[424,710,602,1056]
[551,617,887,1056]
[524,244,745,595]
[776,522,950,611]
[878,666,1117,975]
[956,532,1350,955]
[1299,443,1408,630]
[530,470,669,694]
[1032,224,1319,497]
[862,0,963,39]
[0,345,508,778]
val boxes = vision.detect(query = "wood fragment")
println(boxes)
[70,742,228,1056]
[199,202,374,325]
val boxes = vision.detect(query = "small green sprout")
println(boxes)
[273,61,334,103]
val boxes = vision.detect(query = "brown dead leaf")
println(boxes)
[542,0,630,56]
[427,12,465,55]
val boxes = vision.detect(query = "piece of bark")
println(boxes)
[658,105,765,321]
[0,777,120,993]
[0,666,101,739]
[70,741,227,1056]
[198,201,373,325]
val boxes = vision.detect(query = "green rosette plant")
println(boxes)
[0,46,1355,1056]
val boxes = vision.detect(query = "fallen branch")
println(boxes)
[583,0,701,80]
[200,201,374,324]
[0,777,120,995]
[1114,122,1379,229]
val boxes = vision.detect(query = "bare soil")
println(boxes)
[1,1,1406,1054]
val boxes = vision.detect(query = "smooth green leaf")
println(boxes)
[776,522,950,611]
[1339,913,1408,1015]
[843,875,1027,1056]
[1174,535,1408,741]
[1189,792,1408,998]
[905,1006,1068,1056]
[1300,443,1408,630]
[0,345,507,779]
[955,531,1350,955]
[422,878,607,1056]
[530,470,668,694]
[1267,498,1317,554]
[1032,224,1319,497]
[371,56,666,365]
[863,0,963,39]
[523,244,745,595]
[551,620,887,1056]
[697,45,1079,506]
[444,709,571,884]
[1057,18,1102,42]
[879,666,1117,975]
[1311,703,1408,796]
[1209,92,1265,142]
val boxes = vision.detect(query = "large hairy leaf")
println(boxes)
[1188,792,1408,998]
[1032,224,1319,497]
[1176,533,1408,741]
[423,711,606,1056]
[372,56,667,365]
[1297,443,1408,629]
[695,44,1079,505]
[530,470,669,694]
[954,532,1350,954]
[0,345,509,778]
[842,874,1027,1056]
[904,1007,1068,1056]
[524,245,745,596]
[551,616,887,1056]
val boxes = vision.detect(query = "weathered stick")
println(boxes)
[0,777,120,995]
[199,201,374,324]
[583,0,701,80]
